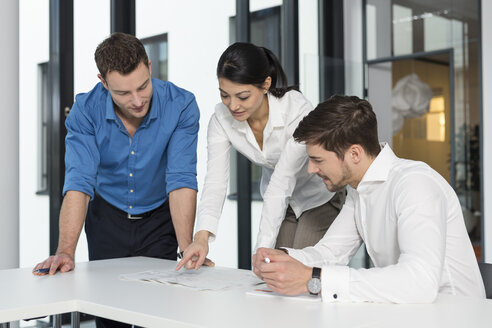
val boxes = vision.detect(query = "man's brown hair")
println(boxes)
[293,95,381,159]
[94,32,149,79]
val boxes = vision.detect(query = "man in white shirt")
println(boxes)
[253,95,485,303]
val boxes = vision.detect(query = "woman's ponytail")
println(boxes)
[261,47,298,98]
[217,42,299,98]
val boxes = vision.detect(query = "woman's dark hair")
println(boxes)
[293,95,381,159]
[216,42,298,98]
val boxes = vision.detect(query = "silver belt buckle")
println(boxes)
[127,213,143,220]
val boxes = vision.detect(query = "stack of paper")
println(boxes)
[120,266,263,291]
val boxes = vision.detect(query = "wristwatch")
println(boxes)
[307,267,322,295]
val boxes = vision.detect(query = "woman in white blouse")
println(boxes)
[177,42,344,270]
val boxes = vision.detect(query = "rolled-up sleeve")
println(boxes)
[165,95,200,194]
[63,101,100,198]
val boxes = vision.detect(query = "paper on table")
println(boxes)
[120,266,263,291]
[246,286,321,302]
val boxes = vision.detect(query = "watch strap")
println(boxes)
[312,267,321,279]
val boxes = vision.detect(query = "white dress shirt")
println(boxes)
[287,144,485,303]
[195,91,334,245]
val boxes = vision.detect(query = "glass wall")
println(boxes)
[142,34,168,81]
[229,5,282,201]
[365,0,481,259]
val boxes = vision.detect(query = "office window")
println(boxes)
[365,0,481,259]
[142,33,168,81]
[228,6,281,201]
[393,4,413,56]
[229,6,281,54]
[37,62,49,195]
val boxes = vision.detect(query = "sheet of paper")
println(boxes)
[246,286,321,302]
[120,266,263,291]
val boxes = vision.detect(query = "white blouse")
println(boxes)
[195,90,335,246]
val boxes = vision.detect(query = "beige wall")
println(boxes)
[392,59,451,182]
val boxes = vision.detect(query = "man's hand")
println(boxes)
[253,247,312,295]
[252,248,287,279]
[32,191,89,276]
[176,230,215,270]
[32,252,75,276]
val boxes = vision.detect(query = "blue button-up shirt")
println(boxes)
[63,79,199,214]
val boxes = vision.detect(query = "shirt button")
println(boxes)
[333,294,338,299]
[131,151,135,155]
[129,205,133,209]
[129,173,133,177]
[130,189,134,193]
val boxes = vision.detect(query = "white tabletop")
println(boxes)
[0,257,491,328]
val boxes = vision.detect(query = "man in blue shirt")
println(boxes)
[33,33,199,279]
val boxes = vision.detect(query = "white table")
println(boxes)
[0,257,491,328]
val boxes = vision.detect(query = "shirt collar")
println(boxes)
[140,96,157,127]
[147,85,158,121]
[105,88,116,120]
[231,92,283,134]
[266,93,285,129]
[231,116,249,134]
[358,143,398,186]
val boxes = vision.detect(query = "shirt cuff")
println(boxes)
[62,184,95,200]
[321,265,351,303]
[166,174,198,194]
[254,237,276,251]
[283,247,307,264]
[195,215,219,242]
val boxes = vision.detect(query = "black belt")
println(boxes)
[95,193,166,220]
[127,211,153,220]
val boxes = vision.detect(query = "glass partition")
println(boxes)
[365,0,481,259]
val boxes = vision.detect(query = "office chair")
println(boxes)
[478,262,492,299]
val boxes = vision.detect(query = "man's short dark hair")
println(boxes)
[94,32,149,79]
[293,95,381,159]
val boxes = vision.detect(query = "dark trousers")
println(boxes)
[85,193,178,328]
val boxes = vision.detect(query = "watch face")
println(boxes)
[308,277,321,294]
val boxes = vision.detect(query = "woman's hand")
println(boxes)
[175,230,215,270]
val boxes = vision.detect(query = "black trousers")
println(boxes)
[85,193,178,328]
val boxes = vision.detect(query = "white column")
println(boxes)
[366,0,392,60]
[298,0,319,104]
[343,0,363,97]
[482,0,492,263]
[368,62,393,146]
[0,0,19,269]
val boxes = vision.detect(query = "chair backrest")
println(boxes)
[478,262,492,299]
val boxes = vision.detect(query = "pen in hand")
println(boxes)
[33,268,50,274]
